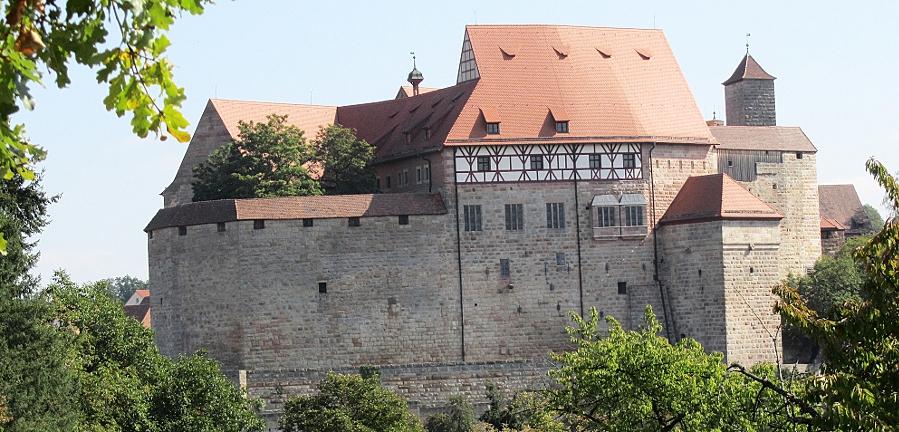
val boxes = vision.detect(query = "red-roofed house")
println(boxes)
[124,290,152,329]
[148,25,824,412]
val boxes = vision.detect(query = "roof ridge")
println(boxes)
[210,98,337,109]
[464,23,663,32]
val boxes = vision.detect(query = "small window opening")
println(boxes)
[555,121,569,133]
[499,259,511,278]
[622,153,637,169]
[486,122,500,135]
[530,155,544,170]
[303,218,314,227]
[318,282,327,293]
[477,156,491,171]
[727,160,734,167]
[749,267,755,274]
[398,215,409,225]
[617,281,627,295]
[217,222,226,232]
[589,154,602,169]
[348,217,361,227]
[555,252,567,266]
[253,219,265,230]
[796,152,803,159]
[386,176,392,188]
[178,226,187,236]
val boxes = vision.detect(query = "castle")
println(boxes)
[145,25,821,419]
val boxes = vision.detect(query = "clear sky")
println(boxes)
[22,0,899,284]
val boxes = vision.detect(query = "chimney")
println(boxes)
[407,52,424,96]
[723,54,776,126]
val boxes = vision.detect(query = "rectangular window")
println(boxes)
[424,165,430,181]
[403,169,409,186]
[253,219,265,230]
[217,222,226,232]
[597,207,617,227]
[530,155,544,170]
[546,203,565,229]
[505,204,524,231]
[348,217,361,227]
[589,154,602,169]
[499,259,511,278]
[623,153,637,169]
[398,215,409,225]
[618,281,627,295]
[623,206,644,226]
[178,226,187,236]
[556,252,567,266]
[477,156,491,171]
[416,167,422,184]
[463,205,482,232]
[318,282,327,293]
[376,177,381,190]
[486,122,500,135]
[386,176,392,188]
[303,218,314,227]
[555,121,569,133]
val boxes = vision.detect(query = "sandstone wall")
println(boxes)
[725,79,776,127]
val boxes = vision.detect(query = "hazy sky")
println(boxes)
[22,0,899,284]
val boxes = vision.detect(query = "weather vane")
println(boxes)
[410,51,417,68]
[745,33,751,54]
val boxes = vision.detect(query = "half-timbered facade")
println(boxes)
[149,24,822,424]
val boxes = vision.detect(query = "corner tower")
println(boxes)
[723,54,776,126]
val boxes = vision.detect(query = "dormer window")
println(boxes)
[486,122,500,135]
[555,121,569,133]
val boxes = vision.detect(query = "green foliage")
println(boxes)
[192,114,322,201]
[280,372,423,432]
[864,204,885,231]
[479,388,564,432]
[313,124,377,195]
[43,272,265,432]
[546,306,805,431]
[789,236,869,318]
[425,396,475,432]
[0,0,207,181]
[103,275,146,302]
[0,170,54,293]
[776,158,899,431]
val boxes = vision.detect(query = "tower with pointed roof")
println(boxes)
[723,54,776,126]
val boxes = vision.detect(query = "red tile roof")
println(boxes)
[134,289,150,298]
[395,85,438,99]
[820,216,847,231]
[124,304,152,328]
[710,126,817,152]
[660,173,783,225]
[818,185,867,231]
[145,193,447,231]
[444,25,715,145]
[209,99,336,140]
[336,82,477,161]
[723,54,776,85]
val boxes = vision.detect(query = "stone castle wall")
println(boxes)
[738,152,821,278]
[725,79,776,127]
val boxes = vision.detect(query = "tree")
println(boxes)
[104,275,147,302]
[425,396,475,432]
[775,158,899,431]
[479,387,564,432]
[45,272,265,432]
[0,0,210,253]
[864,204,885,231]
[192,114,322,201]
[545,306,804,431]
[0,170,55,296]
[280,372,423,432]
[789,235,869,318]
[313,124,377,195]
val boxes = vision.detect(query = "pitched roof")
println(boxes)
[145,193,447,231]
[444,25,715,145]
[209,99,337,139]
[336,82,477,161]
[820,216,847,231]
[134,289,150,298]
[818,185,867,230]
[723,54,776,85]
[124,304,152,328]
[395,85,438,99]
[659,173,783,225]
[710,126,817,152]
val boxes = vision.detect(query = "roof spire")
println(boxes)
[745,33,751,54]
[407,51,424,96]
